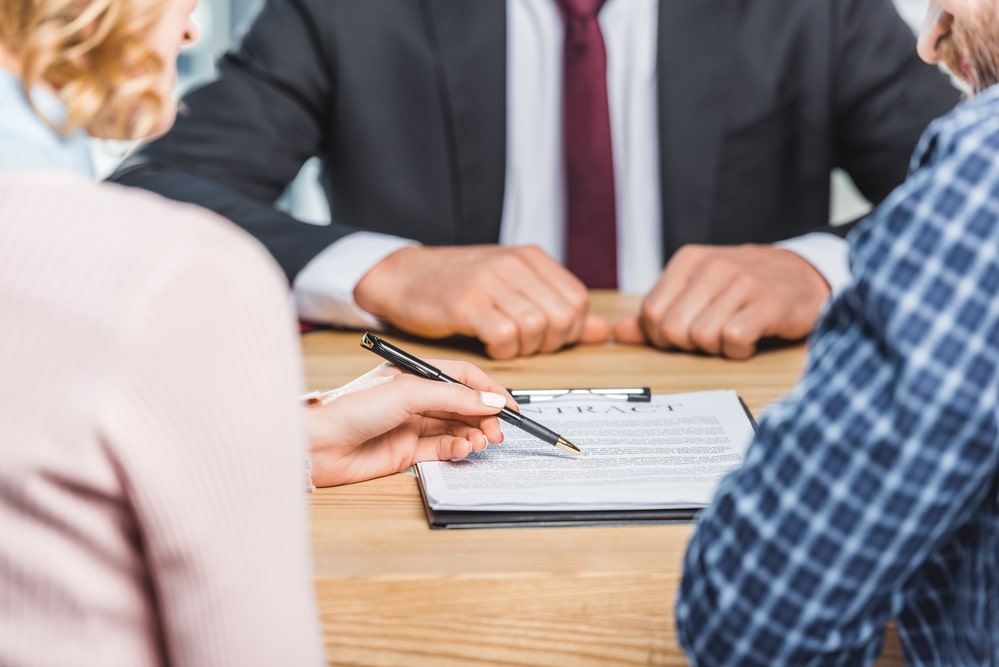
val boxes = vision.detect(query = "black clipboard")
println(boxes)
[415,467,701,529]
[415,389,757,530]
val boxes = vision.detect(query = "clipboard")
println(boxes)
[415,388,757,530]
[415,471,701,529]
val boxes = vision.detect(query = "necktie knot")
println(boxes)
[555,0,605,19]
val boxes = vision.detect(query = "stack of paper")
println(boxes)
[416,389,756,528]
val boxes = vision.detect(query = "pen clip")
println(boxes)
[361,332,445,380]
[509,387,652,404]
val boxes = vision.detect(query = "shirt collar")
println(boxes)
[0,67,94,177]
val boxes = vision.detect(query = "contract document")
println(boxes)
[415,389,756,528]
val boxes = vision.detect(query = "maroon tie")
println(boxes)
[556,0,617,289]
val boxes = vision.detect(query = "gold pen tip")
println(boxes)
[555,437,582,455]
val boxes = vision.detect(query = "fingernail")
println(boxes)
[480,391,506,408]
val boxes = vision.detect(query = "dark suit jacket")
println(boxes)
[111,0,960,284]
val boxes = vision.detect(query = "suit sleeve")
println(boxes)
[831,0,960,208]
[110,0,357,284]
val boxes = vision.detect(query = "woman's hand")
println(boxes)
[304,360,512,487]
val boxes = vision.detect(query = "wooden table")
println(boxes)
[303,293,903,666]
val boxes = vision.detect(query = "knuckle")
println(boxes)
[453,281,480,305]
[448,360,474,376]
[674,244,701,261]
[690,324,718,351]
[548,308,577,334]
[661,322,688,347]
[566,285,590,312]
[722,322,755,348]
[702,255,734,277]
[491,252,518,272]
[639,304,659,324]
[486,342,518,360]
[388,374,423,405]
[519,311,548,335]
[732,272,759,293]
[521,244,545,258]
[510,244,542,265]
[484,319,519,346]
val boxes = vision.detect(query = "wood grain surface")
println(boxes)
[304,292,904,666]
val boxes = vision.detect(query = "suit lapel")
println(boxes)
[657,0,736,257]
[421,0,507,244]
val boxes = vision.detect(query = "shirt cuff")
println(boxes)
[304,456,316,493]
[775,232,851,295]
[292,232,419,329]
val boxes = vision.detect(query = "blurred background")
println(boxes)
[96,0,933,226]
[831,0,931,223]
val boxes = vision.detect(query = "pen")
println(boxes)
[510,387,651,404]
[360,332,582,455]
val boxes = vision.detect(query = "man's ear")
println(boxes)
[917,5,953,65]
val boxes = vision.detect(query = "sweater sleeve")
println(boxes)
[100,215,324,666]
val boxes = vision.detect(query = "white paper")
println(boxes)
[416,389,755,511]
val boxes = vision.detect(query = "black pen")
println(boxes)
[360,332,582,455]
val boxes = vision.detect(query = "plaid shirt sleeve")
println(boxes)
[676,91,999,666]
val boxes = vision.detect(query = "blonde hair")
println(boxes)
[0,0,167,139]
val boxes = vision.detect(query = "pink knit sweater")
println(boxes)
[0,173,323,666]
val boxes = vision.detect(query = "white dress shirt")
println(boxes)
[293,0,849,327]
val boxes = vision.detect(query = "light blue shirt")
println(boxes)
[0,68,93,176]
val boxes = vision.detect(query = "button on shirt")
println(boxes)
[677,86,999,666]
[292,0,849,328]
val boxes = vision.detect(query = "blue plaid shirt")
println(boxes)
[677,85,999,666]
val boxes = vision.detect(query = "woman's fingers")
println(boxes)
[414,432,491,462]
[424,359,517,408]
